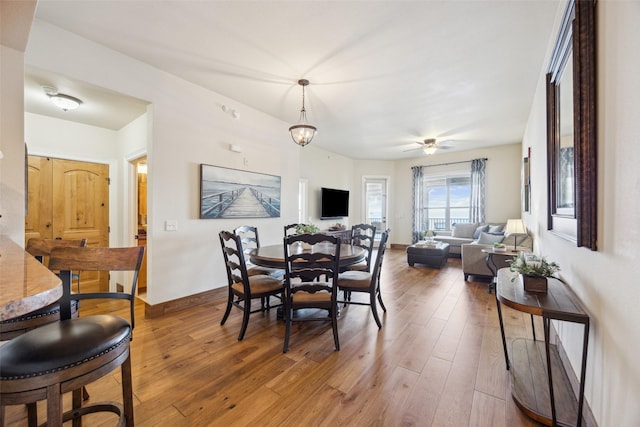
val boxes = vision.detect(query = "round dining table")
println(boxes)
[250,243,365,269]
[0,235,62,321]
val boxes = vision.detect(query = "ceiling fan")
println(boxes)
[403,138,453,155]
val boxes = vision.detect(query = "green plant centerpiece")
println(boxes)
[294,224,320,250]
[493,242,507,252]
[295,224,320,234]
[423,230,435,241]
[508,253,560,293]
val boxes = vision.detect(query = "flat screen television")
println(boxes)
[321,187,349,219]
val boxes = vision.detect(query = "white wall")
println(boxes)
[300,144,355,229]
[522,2,640,425]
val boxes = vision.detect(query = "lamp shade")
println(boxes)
[505,219,526,234]
[506,219,526,250]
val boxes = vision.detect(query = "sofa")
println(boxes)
[461,233,534,280]
[432,223,506,257]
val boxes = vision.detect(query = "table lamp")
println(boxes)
[505,219,526,251]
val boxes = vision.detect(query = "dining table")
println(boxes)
[250,243,366,269]
[0,235,62,322]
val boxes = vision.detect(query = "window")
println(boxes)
[423,174,471,231]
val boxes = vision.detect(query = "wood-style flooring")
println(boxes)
[3,248,543,426]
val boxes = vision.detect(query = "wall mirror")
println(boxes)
[546,0,597,250]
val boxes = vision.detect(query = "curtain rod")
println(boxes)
[416,158,488,168]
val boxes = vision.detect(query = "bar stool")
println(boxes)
[0,238,87,340]
[0,246,144,427]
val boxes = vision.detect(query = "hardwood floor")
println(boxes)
[4,248,543,426]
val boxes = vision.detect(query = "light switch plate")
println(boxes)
[165,220,178,231]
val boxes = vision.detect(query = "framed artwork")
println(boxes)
[522,149,530,212]
[200,164,281,219]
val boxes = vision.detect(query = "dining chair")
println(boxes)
[0,245,144,427]
[219,230,284,341]
[284,223,303,237]
[234,225,284,278]
[343,223,376,273]
[0,238,88,341]
[282,233,341,353]
[338,228,390,329]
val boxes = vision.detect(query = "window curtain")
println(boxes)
[411,166,424,243]
[470,158,486,223]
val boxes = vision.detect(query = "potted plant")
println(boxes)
[295,224,320,249]
[508,252,560,293]
[423,230,435,242]
[493,242,507,252]
[295,224,320,235]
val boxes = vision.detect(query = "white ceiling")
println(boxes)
[26,0,560,160]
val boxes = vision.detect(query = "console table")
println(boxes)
[495,268,589,427]
[482,248,519,293]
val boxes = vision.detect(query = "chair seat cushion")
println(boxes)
[231,275,283,296]
[0,315,131,379]
[292,290,331,304]
[344,261,368,272]
[338,271,372,289]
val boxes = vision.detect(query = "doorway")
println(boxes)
[25,155,110,291]
[132,157,148,296]
[363,177,388,242]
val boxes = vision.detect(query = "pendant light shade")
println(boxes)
[289,79,317,146]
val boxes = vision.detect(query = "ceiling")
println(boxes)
[26,0,560,160]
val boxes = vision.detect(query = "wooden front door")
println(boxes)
[25,156,110,291]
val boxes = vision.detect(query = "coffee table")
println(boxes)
[406,241,450,268]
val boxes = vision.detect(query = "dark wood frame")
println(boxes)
[546,0,597,250]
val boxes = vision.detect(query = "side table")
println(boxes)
[496,268,590,427]
[481,248,519,293]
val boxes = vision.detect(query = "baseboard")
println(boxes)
[144,287,227,318]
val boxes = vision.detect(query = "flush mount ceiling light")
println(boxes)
[42,86,82,111]
[289,79,317,147]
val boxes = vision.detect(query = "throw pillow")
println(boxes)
[452,223,479,239]
[473,224,490,239]
[477,232,505,245]
[488,224,504,234]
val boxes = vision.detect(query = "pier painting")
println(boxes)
[200,164,281,219]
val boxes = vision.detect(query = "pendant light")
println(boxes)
[289,79,317,147]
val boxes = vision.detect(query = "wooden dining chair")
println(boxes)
[0,246,144,427]
[284,223,303,237]
[343,223,376,273]
[338,228,390,329]
[282,233,341,353]
[234,225,284,278]
[0,238,88,341]
[219,230,284,341]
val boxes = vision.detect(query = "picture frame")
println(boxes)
[522,153,530,212]
[199,164,281,219]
